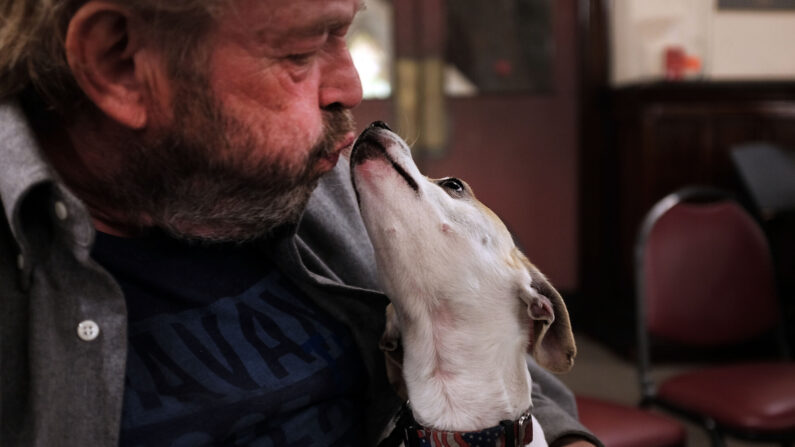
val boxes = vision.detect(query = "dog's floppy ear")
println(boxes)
[514,250,577,373]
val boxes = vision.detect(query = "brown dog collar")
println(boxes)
[379,402,534,447]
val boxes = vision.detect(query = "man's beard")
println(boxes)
[106,79,354,243]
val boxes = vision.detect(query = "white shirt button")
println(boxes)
[54,201,68,220]
[77,320,100,341]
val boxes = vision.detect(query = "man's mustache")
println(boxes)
[315,108,355,159]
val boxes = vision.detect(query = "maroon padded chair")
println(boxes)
[576,395,686,447]
[635,187,795,447]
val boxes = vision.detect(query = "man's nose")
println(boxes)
[320,47,363,110]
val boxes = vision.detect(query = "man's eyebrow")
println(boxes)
[258,2,366,44]
[289,2,366,38]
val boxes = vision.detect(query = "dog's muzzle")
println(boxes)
[350,121,392,165]
[350,121,419,194]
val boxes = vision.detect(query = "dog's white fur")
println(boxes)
[350,124,576,447]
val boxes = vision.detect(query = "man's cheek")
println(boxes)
[267,109,324,157]
[283,101,325,144]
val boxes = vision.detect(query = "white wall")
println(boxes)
[610,0,795,85]
[711,11,795,79]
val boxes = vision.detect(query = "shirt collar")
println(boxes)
[0,100,55,236]
[0,99,95,269]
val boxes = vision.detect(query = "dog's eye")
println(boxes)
[439,178,465,194]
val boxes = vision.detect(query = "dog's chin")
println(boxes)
[351,121,392,167]
[351,139,386,166]
[351,126,420,201]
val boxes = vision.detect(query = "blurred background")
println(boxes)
[346,1,795,445]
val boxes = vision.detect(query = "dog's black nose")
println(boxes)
[369,120,392,131]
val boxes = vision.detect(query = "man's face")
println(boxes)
[117,0,363,242]
[206,0,363,176]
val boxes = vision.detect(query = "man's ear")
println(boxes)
[65,1,164,129]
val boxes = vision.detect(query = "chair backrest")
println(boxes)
[636,188,780,349]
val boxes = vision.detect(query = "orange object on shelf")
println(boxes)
[664,46,702,80]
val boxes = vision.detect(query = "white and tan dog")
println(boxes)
[350,121,577,447]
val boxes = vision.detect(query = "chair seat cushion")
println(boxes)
[658,362,795,432]
[576,396,686,447]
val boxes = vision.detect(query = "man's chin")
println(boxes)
[163,211,301,244]
[152,178,319,244]
[315,151,341,174]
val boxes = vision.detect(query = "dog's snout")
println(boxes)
[369,120,392,131]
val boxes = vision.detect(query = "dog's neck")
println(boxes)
[397,297,533,432]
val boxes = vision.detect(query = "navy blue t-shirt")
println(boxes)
[91,231,366,446]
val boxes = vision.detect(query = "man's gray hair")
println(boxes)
[0,0,225,115]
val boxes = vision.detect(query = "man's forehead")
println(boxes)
[227,0,364,37]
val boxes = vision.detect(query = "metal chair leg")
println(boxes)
[704,419,726,447]
[707,430,726,447]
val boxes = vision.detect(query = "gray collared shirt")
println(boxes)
[1,100,129,445]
